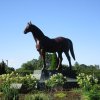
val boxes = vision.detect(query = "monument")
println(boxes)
[24,22,77,89]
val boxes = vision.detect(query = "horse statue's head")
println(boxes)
[24,21,33,34]
[24,21,45,40]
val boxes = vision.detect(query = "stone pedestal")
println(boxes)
[33,69,78,90]
[33,69,77,82]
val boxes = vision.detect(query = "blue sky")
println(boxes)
[0,0,100,69]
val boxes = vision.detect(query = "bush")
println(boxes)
[20,74,38,93]
[88,84,100,100]
[0,72,38,93]
[45,73,67,91]
[77,73,98,91]
[1,82,19,100]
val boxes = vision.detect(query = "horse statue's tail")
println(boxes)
[69,40,76,60]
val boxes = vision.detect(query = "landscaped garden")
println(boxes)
[0,71,100,100]
[0,58,100,100]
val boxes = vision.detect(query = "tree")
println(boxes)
[18,53,53,71]
[21,59,38,70]
[94,65,99,69]
[73,62,81,74]
[45,53,52,68]
[36,53,52,69]
[80,64,88,68]
[0,60,6,75]
[6,67,15,73]
[50,53,58,70]
[74,62,80,69]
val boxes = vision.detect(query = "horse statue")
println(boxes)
[24,22,75,71]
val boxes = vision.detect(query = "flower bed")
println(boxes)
[0,72,100,100]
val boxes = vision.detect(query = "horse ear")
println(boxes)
[29,21,32,25]
[28,22,30,25]
[27,21,32,25]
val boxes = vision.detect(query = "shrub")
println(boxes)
[0,72,38,93]
[77,73,98,91]
[45,73,67,91]
[20,74,38,93]
[1,82,19,100]
[88,84,100,100]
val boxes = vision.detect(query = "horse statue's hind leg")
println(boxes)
[56,52,63,71]
[64,51,72,70]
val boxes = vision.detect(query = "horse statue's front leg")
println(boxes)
[39,49,46,71]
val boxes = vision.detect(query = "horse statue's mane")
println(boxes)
[30,24,45,40]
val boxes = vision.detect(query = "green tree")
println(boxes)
[74,62,80,70]
[36,56,43,69]
[50,53,57,70]
[21,59,38,70]
[6,67,15,73]
[80,64,88,69]
[16,59,38,75]
[0,60,6,74]
[36,53,52,69]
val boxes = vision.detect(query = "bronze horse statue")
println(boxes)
[24,22,75,71]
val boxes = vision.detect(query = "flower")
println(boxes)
[94,78,98,83]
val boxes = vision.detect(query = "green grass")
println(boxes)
[25,93,50,100]
[54,91,67,98]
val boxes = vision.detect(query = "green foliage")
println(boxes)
[88,85,100,100]
[21,59,37,70]
[73,62,100,78]
[93,70,100,83]
[37,53,52,69]
[18,53,52,71]
[0,60,15,75]
[16,69,33,76]
[74,62,81,74]
[77,73,98,91]
[54,91,67,99]
[6,67,15,74]
[0,72,23,84]
[77,73,100,100]
[71,88,82,94]
[21,74,38,92]
[45,53,52,67]
[50,53,57,70]
[45,73,67,90]
[1,81,19,100]
[0,60,6,75]
[25,93,50,100]
[0,72,38,93]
